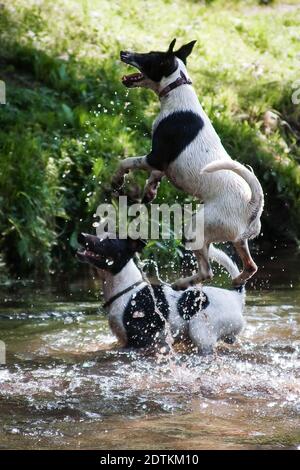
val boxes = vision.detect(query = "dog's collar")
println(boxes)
[159,71,192,99]
[103,280,144,310]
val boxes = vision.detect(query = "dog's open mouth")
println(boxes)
[76,247,102,263]
[76,232,111,267]
[121,72,144,87]
[120,51,145,87]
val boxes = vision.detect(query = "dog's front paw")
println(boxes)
[171,278,191,291]
[141,187,158,204]
[112,169,130,191]
[172,273,205,291]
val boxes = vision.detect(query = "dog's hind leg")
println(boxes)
[172,242,213,290]
[232,239,257,287]
[172,209,214,290]
[142,170,164,203]
[112,156,153,192]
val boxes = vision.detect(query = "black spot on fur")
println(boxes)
[123,286,169,348]
[177,289,209,321]
[146,111,204,171]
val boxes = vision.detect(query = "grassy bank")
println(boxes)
[0,0,299,277]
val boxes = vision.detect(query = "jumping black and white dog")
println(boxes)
[77,233,245,354]
[111,39,264,290]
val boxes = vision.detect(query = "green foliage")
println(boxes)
[0,0,299,276]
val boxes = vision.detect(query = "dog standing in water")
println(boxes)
[77,233,245,354]
[112,39,264,290]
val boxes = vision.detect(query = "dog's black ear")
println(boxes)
[128,237,147,253]
[175,40,197,64]
[168,38,176,54]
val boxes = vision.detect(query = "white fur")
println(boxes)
[157,59,263,243]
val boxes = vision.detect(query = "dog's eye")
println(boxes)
[106,257,114,266]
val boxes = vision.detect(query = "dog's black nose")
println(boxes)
[120,51,131,61]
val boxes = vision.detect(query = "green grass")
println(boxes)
[0,0,299,276]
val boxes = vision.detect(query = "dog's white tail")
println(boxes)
[209,245,240,280]
[202,160,264,239]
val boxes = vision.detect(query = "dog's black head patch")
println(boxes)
[120,39,196,86]
[76,233,146,274]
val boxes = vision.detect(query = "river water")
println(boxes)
[0,248,299,449]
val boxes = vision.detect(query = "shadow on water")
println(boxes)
[0,248,299,449]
